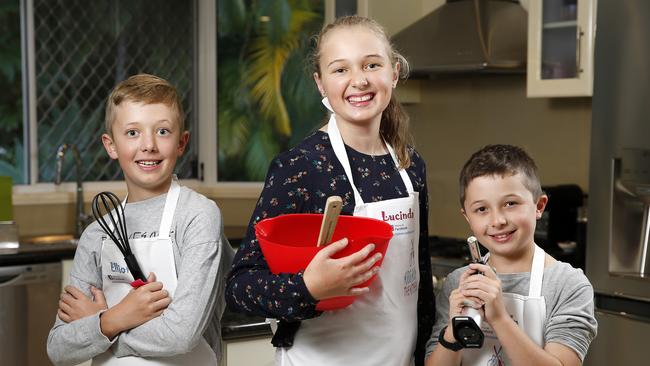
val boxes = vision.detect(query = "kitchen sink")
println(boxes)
[20,234,79,246]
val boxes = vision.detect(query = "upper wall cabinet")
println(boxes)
[527,0,596,97]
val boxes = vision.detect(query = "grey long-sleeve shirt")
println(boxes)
[47,186,234,365]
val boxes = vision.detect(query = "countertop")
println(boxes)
[0,239,273,340]
[0,242,77,266]
[221,309,273,341]
[0,235,470,341]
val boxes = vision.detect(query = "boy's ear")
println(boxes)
[101,134,118,160]
[535,194,549,219]
[461,208,470,223]
[177,131,190,155]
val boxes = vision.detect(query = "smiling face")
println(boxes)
[313,25,399,129]
[102,101,189,202]
[462,173,548,264]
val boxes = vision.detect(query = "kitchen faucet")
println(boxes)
[55,143,91,238]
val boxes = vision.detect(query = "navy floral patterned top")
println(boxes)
[225,131,434,365]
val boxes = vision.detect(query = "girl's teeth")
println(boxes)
[348,94,372,102]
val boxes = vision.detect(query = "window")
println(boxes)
[5,0,333,189]
[4,0,197,185]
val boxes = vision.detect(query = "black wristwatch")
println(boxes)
[438,325,463,351]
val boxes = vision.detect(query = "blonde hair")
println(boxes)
[310,15,413,169]
[104,74,184,136]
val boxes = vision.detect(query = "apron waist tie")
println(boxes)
[271,320,302,348]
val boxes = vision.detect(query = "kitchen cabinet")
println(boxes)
[583,311,650,366]
[224,336,275,366]
[61,258,72,291]
[527,0,596,97]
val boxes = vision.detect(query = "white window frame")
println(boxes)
[13,0,346,205]
[13,0,262,205]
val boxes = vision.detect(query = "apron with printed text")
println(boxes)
[277,113,420,366]
[93,178,216,365]
[462,245,547,366]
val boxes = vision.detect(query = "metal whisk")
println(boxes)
[92,191,147,286]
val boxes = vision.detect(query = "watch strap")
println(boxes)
[438,325,463,351]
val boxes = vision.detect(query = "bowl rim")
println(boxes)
[255,213,394,241]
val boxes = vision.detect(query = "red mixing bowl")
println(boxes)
[256,213,393,311]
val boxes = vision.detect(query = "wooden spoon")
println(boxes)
[317,196,343,246]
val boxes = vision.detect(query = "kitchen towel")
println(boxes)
[0,176,12,221]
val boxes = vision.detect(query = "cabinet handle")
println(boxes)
[576,26,584,74]
[0,265,29,286]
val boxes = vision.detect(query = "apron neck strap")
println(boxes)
[118,176,181,239]
[327,113,414,206]
[529,245,545,297]
[482,244,545,297]
[157,176,181,239]
[108,174,181,239]
[327,113,363,204]
[385,143,414,193]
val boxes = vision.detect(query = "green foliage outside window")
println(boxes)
[33,0,195,183]
[217,0,326,181]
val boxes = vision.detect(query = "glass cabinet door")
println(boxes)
[541,0,579,79]
[527,0,596,97]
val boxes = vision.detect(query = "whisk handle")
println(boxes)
[131,279,147,288]
[124,253,147,283]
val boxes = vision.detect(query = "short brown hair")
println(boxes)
[104,74,184,136]
[459,144,543,208]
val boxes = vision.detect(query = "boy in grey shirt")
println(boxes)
[47,74,233,365]
[425,145,597,366]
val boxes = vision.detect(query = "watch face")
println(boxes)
[452,317,484,348]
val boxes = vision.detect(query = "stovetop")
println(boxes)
[429,236,478,260]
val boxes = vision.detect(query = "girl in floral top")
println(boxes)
[226,15,434,366]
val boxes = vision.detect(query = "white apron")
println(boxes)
[277,113,420,366]
[462,245,547,366]
[93,178,216,365]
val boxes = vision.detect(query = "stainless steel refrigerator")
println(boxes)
[584,1,650,365]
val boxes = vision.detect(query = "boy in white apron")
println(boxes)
[425,145,597,366]
[47,74,234,365]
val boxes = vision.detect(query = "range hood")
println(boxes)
[391,0,528,77]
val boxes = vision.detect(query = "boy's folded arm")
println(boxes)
[110,235,227,357]
[47,267,113,365]
[47,311,115,365]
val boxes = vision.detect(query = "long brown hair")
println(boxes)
[310,16,413,169]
